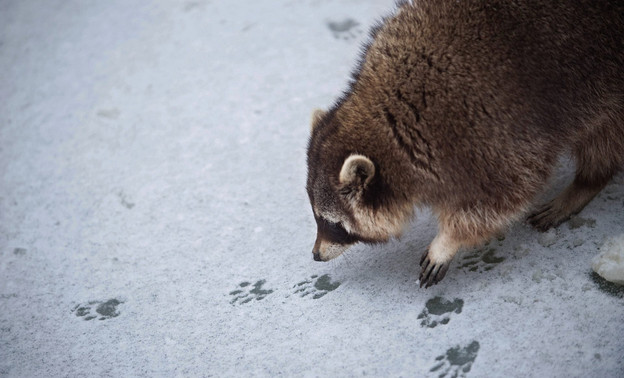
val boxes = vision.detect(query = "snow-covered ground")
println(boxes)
[1,1,623,376]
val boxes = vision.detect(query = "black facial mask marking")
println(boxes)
[317,218,358,245]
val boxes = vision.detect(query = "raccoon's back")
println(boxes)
[339,0,624,203]
[356,0,624,139]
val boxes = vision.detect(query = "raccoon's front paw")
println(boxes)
[419,249,451,288]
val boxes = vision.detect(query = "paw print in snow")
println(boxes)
[430,341,480,378]
[117,191,135,209]
[326,18,362,41]
[293,274,340,299]
[230,280,274,304]
[418,296,463,328]
[73,299,123,321]
[458,248,505,273]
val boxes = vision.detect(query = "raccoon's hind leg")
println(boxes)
[528,118,624,231]
[526,178,609,232]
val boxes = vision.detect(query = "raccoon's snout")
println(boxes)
[313,250,322,261]
[312,238,325,262]
[312,237,350,261]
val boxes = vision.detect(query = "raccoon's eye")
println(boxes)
[326,221,344,234]
[320,219,357,245]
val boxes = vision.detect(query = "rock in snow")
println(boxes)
[592,234,624,285]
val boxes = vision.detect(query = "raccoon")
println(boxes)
[306,0,624,287]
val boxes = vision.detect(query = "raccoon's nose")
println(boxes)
[313,251,322,261]
[313,237,323,261]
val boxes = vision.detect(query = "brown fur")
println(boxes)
[306,0,624,287]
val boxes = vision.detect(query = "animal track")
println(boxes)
[326,18,362,40]
[96,108,120,119]
[230,280,274,304]
[418,296,464,328]
[117,191,135,209]
[72,299,123,321]
[567,215,596,230]
[430,341,480,378]
[458,248,505,273]
[293,274,341,299]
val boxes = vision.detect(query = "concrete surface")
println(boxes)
[1,1,623,377]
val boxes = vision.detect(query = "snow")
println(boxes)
[537,228,558,247]
[593,234,624,285]
[1,1,623,377]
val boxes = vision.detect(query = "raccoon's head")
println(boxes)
[306,109,412,262]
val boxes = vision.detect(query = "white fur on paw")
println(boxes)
[428,232,459,264]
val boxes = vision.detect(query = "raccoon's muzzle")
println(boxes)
[313,250,322,261]
[312,218,357,261]
[312,237,324,261]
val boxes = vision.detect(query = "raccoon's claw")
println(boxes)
[527,203,568,232]
[419,251,450,288]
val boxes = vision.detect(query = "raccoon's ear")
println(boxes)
[339,154,375,189]
[310,109,326,131]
